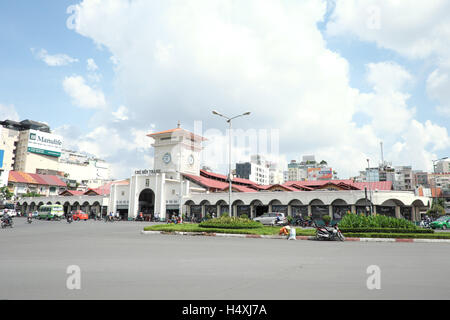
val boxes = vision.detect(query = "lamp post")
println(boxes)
[212,110,251,217]
[367,159,373,215]
[431,157,448,205]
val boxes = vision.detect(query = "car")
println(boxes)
[72,210,89,221]
[430,216,450,230]
[0,209,17,217]
[253,212,287,226]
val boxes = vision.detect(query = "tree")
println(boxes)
[320,160,328,165]
[0,186,13,201]
[427,199,446,218]
[21,192,42,198]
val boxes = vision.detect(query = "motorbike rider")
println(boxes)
[27,211,33,222]
[2,210,12,225]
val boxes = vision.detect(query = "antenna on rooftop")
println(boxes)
[380,141,384,167]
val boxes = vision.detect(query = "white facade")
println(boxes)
[435,160,450,173]
[0,126,19,172]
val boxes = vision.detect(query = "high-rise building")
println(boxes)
[394,166,413,191]
[435,160,450,173]
[1,119,111,188]
[236,155,270,185]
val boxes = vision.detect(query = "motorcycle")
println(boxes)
[314,221,345,241]
[27,216,32,224]
[105,215,114,222]
[67,216,73,224]
[1,218,13,229]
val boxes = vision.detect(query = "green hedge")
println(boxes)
[338,213,418,229]
[344,233,450,239]
[340,228,434,234]
[199,216,263,229]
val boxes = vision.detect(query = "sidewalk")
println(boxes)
[141,230,450,243]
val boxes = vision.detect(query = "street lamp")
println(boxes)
[212,110,251,217]
[431,157,448,204]
[366,159,373,215]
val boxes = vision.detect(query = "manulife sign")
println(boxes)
[27,129,63,158]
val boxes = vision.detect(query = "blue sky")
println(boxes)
[1,0,449,179]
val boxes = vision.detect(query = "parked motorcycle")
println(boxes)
[27,216,32,224]
[67,216,73,224]
[314,221,345,241]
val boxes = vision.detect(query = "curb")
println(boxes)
[140,230,450,243]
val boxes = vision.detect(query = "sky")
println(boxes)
[1,0,449,180]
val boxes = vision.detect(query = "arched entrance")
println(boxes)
[138,188,155,220]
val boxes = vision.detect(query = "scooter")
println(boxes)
[1,218,13,229]
[314,221,345,241]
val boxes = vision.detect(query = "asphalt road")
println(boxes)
[1,217,449,300]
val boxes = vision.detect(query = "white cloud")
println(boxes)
[326,0,450,61]
[86,58,98,71]
[64,0,450,178]
[0,103,20,121]
[327,0,450,118]
[62,75,106,109]
[112,105,129,122]
[427,68,450,117]
[32,48,78,66]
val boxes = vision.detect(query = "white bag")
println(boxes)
[288,226,296,240]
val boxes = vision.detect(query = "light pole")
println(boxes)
[431,157,448,205]
[212,110,251,217]
[367,159,373,215]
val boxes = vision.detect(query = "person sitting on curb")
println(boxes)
[279,225,290,236]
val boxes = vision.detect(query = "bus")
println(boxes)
[38,205,64,220]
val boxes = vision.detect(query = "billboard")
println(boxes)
[27,130,63,157]
[307,167,333,180]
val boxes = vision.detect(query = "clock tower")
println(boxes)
[147,123,205,177]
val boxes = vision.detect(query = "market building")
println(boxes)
[17,124,431,221]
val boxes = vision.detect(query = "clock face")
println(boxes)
[188,154,194,165]
[162,152,171,164]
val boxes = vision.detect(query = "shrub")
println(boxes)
[240,214,248,219]
[338,213,418,229]
[199,216,263,229]
[322,215,331,225]
[340,228,434,234]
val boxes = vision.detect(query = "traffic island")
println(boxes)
[141,225,450,243]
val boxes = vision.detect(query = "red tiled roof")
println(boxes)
[59,190,84,196]
[200,170,259,186]
[284,179,392,191]
[87,180,130,196]
[8,171,66,187]
[184,173,229,190]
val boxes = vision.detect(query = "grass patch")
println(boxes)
[143,224,450,240]
[199,216,263,229]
